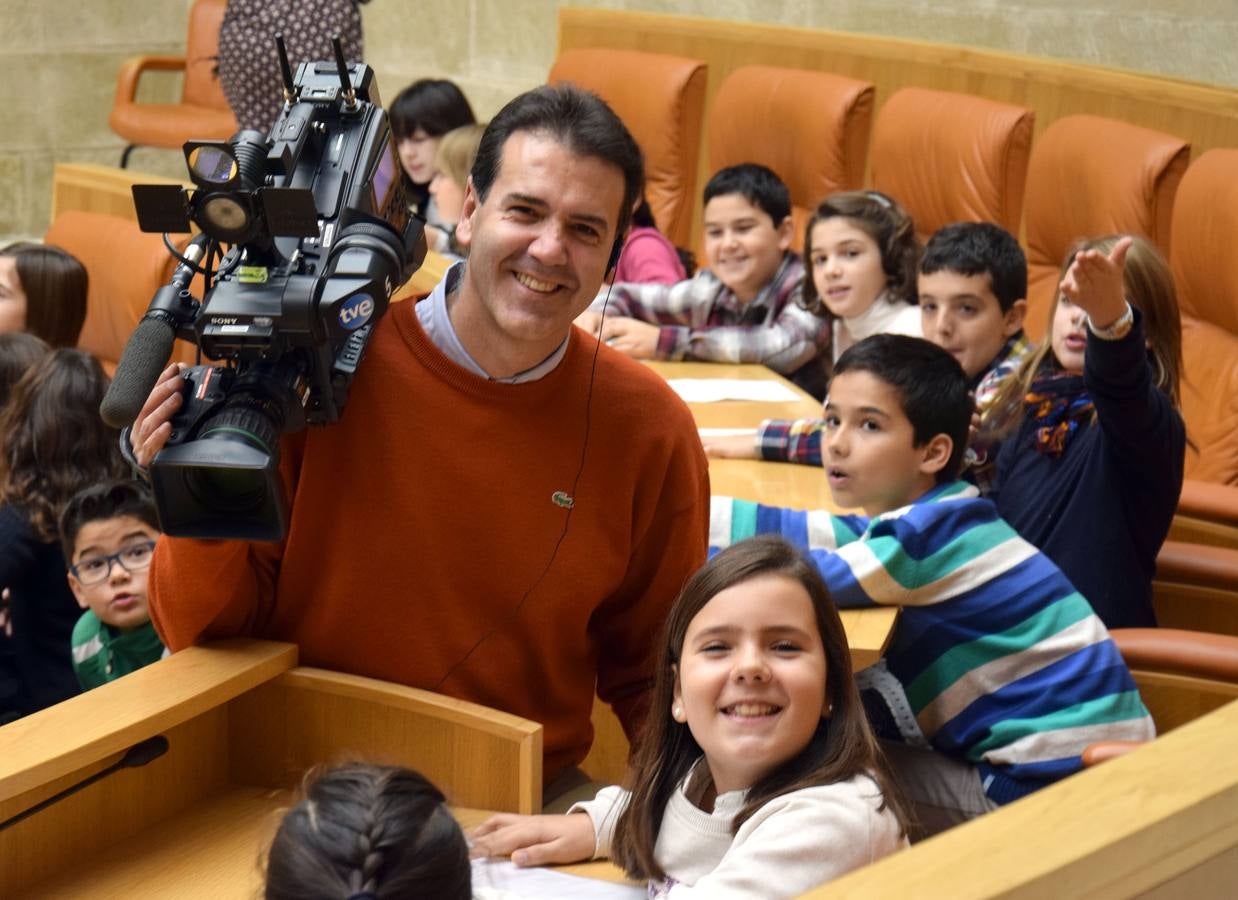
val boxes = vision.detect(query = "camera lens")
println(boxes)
[185,466,268,514]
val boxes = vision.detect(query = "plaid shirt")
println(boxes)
[592,255,828,378]
[757,330,1037,469]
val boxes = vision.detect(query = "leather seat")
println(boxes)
[1023,115,1189,340]
[870,87,1033,241]
[45,211,199,374]
[109,0,237,167]
[707,65,874,251]
[549,47,707,249]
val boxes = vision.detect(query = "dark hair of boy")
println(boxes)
[265,763,471,900]
[702,163,791,226]
[610,535,907,881]
[470,84,645,241]
[0,332,49,409]
[388,79,476,142]
[919,222,1028,313]
[834,334,974,483]
[59,479,159,562]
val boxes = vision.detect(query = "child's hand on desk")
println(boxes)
[599,317,659,358]
[700,431,760,459]
[470,812,596,867]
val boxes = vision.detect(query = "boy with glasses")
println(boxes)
[60,480,165,690]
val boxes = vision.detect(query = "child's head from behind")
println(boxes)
[701,164,793,303]
[1046,234,1182,400]
[265,763,470,900]
[389,79,476,187]
[825,335,971,515]
[0,242,88,348]
[0,348,123,541]
[430,123,487,224]
[918,222,1027,379]
[802,191,920,320]
[60,480,160,632]
[0,332,49,408]
[613,536,892,879]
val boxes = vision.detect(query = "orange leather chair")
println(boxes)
[109,0,237,168]
[707,65,874,251]
[1022,115,1189,341]
[869,87,1033,242]
[549,48,707,249]
[45,211,199,375]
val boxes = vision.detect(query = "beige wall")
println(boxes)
[7,0,1238,241]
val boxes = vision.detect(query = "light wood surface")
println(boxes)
[558,8,1238,245]
[50,162,190,226]
[646,359,824,429]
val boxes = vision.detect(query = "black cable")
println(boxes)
[161,233,215,275]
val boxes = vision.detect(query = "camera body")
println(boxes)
[129,55,425,541]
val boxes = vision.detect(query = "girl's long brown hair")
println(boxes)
[988,233,1183,438]
[0,242,89,348]
[0,349,125,542]
[610,535,908,881]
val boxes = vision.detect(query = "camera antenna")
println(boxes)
[275,33,296,104]
[331,36,357,110]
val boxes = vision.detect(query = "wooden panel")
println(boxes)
[227,668,542,814]
[0,639,296,804]
[1137,843,1238,899]
[50,162,190,226]
[802,698,1238,899]
[1,709,231,897]
[559,8,1238,242]
[1154,581,1238,639]
[1133,670,1238,735]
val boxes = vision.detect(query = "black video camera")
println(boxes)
[101,38,425,542]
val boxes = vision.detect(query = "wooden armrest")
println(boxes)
[1177,480,1238,527]
[1081,740,1145,767]
[113,54,188,103]
[1111,628,1238,681]
[0,638,296,803]
[1156,540,1238,590]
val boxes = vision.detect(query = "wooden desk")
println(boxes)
[646,359,824,428]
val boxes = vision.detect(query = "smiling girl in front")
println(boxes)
[988,235,1186,629]
[471,536,907,898]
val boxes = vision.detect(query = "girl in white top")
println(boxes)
[471,536,908,899]
[803,190,923,361]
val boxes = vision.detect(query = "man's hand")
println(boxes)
[1059,237,1133,329]
[700,431,760,459]
[130,364,187,468]
[469,812,596,867]
[598,317,659,359]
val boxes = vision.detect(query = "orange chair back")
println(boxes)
[708,65,874,252]
[870,87,1033,243]
[183,0,230,111]
[1023,115,1189,341]
[550,48,707,249]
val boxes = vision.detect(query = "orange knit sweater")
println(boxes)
[148,298,710,780]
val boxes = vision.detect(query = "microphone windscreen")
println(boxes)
[100,317,178,428]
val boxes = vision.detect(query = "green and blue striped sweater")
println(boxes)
[710,481,1154,804]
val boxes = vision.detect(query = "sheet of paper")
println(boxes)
[698,427,759,437]
[666,378,801,404]
[471,858,644,899]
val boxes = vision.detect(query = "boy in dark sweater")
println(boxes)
[61,481,165,690]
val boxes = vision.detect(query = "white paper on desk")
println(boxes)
[698,427,758,437]
[471,858,644,899]
[666,378,801,403]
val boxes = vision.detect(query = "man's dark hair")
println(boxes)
[470,84,644,239]
[834,334,973,483]
[919,222,1027,313]
[702,163,791,226]
[59,479,159,562]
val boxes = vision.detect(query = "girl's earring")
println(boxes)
[672,704,685,722]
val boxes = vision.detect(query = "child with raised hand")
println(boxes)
[701,190,921,459]
[471,535,908,898]
[711,335,1154,838]
[576,163,831,397]
[60,480,165,691]
[265,763,472,900]
[0,243,88,348]
[0,349,126,716]
[987,235,1185,629]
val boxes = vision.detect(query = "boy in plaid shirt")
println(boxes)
[576,164,830,398]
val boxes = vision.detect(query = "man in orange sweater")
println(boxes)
[129,85,710,804]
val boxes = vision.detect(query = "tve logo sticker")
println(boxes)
[339,295,375,330]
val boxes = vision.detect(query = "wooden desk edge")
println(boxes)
[0,639,298,802]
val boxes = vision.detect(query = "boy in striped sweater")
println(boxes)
[710,334,1153,839]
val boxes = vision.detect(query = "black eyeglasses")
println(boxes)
[68,541,157,586]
